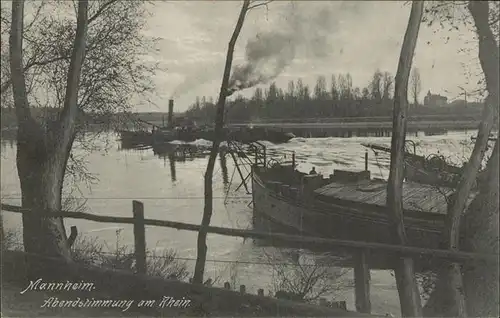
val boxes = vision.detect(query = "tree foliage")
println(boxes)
[422,1,499,97]
[1,0,157,127]
[1,0,157,189]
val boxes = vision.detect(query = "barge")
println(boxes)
[251,163,475,269]
[361,142,485,188]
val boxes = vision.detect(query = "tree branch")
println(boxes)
[25,0,47,32]
[247,0,273,11]
[193,0,251,285]
[57,0,89,153]
[1,54,71,96]
[88,0,120,24]
[9,0,31,124]
[446,0,499,251]
[387,1,424,317]
[1,0,119,97]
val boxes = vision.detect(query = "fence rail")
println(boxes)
[2,200,498,315]
[2,202,497,264]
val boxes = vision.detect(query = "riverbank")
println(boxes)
[2,249,378,317]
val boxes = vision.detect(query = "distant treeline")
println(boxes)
[0,107,115,130]
[1,70,484,131]
[184,71,483,124]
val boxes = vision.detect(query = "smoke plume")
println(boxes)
[228,1,338,93]
[229,32,296,92]
[170,61,223,99]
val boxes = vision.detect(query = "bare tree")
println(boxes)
[382,72,394,100]
[264,250,350,303]
[9,0,89,266]
[410,67,421,107]
[421,1,499,317]
[369,69,383,102]
[330,74,339,101]
[5,0,156,272]
[192,0,251,284]
[314,75,328,100]
[462,139,498,317]
[386,2,424,317]
[337,73,353,100]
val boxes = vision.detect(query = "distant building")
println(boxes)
[424,90,448,107]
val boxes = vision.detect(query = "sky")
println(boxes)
[135,1,481,113]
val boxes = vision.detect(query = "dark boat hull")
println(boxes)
[152,129,198,143]
[119,130,152,147]
[200,127,294,144]
[253,169,445,247]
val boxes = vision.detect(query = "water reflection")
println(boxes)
[1,138,15,150]
[120,139,231,188]
[153,143,210,162]
[219,150,229,189]
[168,153,177,182]
[1,130,16,151]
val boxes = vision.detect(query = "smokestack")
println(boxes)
[168,99,174,128]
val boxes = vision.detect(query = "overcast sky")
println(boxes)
[139,0,480,113]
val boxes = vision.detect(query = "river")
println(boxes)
[0,130,479,316]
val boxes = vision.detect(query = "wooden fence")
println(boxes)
[1,201,498,314]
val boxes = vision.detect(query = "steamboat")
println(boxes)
[120,99,295,147]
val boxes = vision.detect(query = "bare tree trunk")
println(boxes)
[0,207,4,246]
[193,0,250,284]
[9,0,89,276]
[413,86,418,108]
[386,2,424,317]
[424,1,499,317]
[463,140,499,317]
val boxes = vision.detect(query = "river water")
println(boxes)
[0,130,479,316]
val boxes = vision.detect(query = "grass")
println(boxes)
[71,229,190,281]
[0,224,190,283]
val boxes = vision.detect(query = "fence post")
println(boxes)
[292,151,296,169]
[67,226,78,247]
[319,298,328,306]
[354,249,371,314]
[364,151,368,171]
[132,200,147,275]
[332,301,347,310]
